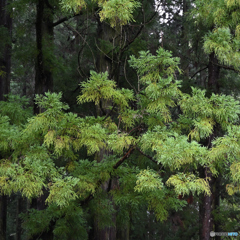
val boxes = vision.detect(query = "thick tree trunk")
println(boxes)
[199,168,215,240]
[0,3,11,237]
[91,179,117,240]
[0,196,7,240]
[208,52,220,93]
[213,176,221,240]
[89,20,121,240]
[30,188,53,240]
[34,0,54,114]
[16,196,26,240]
[0,0,12,101]
[199,52,220,240]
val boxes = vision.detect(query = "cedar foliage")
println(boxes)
[1,46,240,238]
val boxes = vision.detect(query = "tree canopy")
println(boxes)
[1,0,240,239]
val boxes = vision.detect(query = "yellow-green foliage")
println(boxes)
[1,46,240,232]
[99,0,141,27]
[60,0,140,27]
[107,132,135,154]
[193,0,240,69]
[140,126,208,169]
[46,177,79,207]
[166,173,211,196]
[129,48,181,84]
[134,169,163,193]
[78,71,134,110]
[129,48,181,122]
[189,118,215,141]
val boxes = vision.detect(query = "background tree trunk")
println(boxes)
[34,0,54,114]
[0,0,12,101]
[0,2,11,234]
[0,196,7,240]
[208,52,220,93]
[199,52,220,240]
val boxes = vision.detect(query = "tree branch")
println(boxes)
[81,146,135,205]
[113,146,135,169]
[121,12,157,52]
[213,62,240,74]
[52,13,82,27]
[136,147,158,164]
[191,66,208,79]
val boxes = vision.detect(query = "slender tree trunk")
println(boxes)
[34,0,54,114]
[0,0,12,101]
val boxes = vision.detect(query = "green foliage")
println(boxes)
[134,169,163,192]
[129,48,182,123]
[22,203,88,240]
[129,48,181,84]
[60,0,141,27]
[166,173,211,196]
[99,0,141,27]
[0,94,32,125]
[2,45,240,237]
[78,71,134,111]
[193,0,240,69]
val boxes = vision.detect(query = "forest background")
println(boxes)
[1,0,240,239]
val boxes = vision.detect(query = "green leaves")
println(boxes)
[59,0,141,27]
[129,48,181,84]
[99,0,141,27]
[134,169,163,192]
[0,94,32,125]
[35,92,69,114]
[78,71,134,110]
[2,44,240,232]
[47,177,79,207]
[180,87,240,140]
[166,173,211,196]
[194,0,240,69]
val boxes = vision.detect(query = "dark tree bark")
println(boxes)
[208,52,220,93]
[0,196,7,240]
[0,3,11,237]
[32,2,55,235]
[199,52,220,240]
[30,188,53,240]
[34,0,54,114]
[199,168,215,240]
[16,196,27,240]
[213,176,221,240]
[0,0,12,101]
[88,19,120,240]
